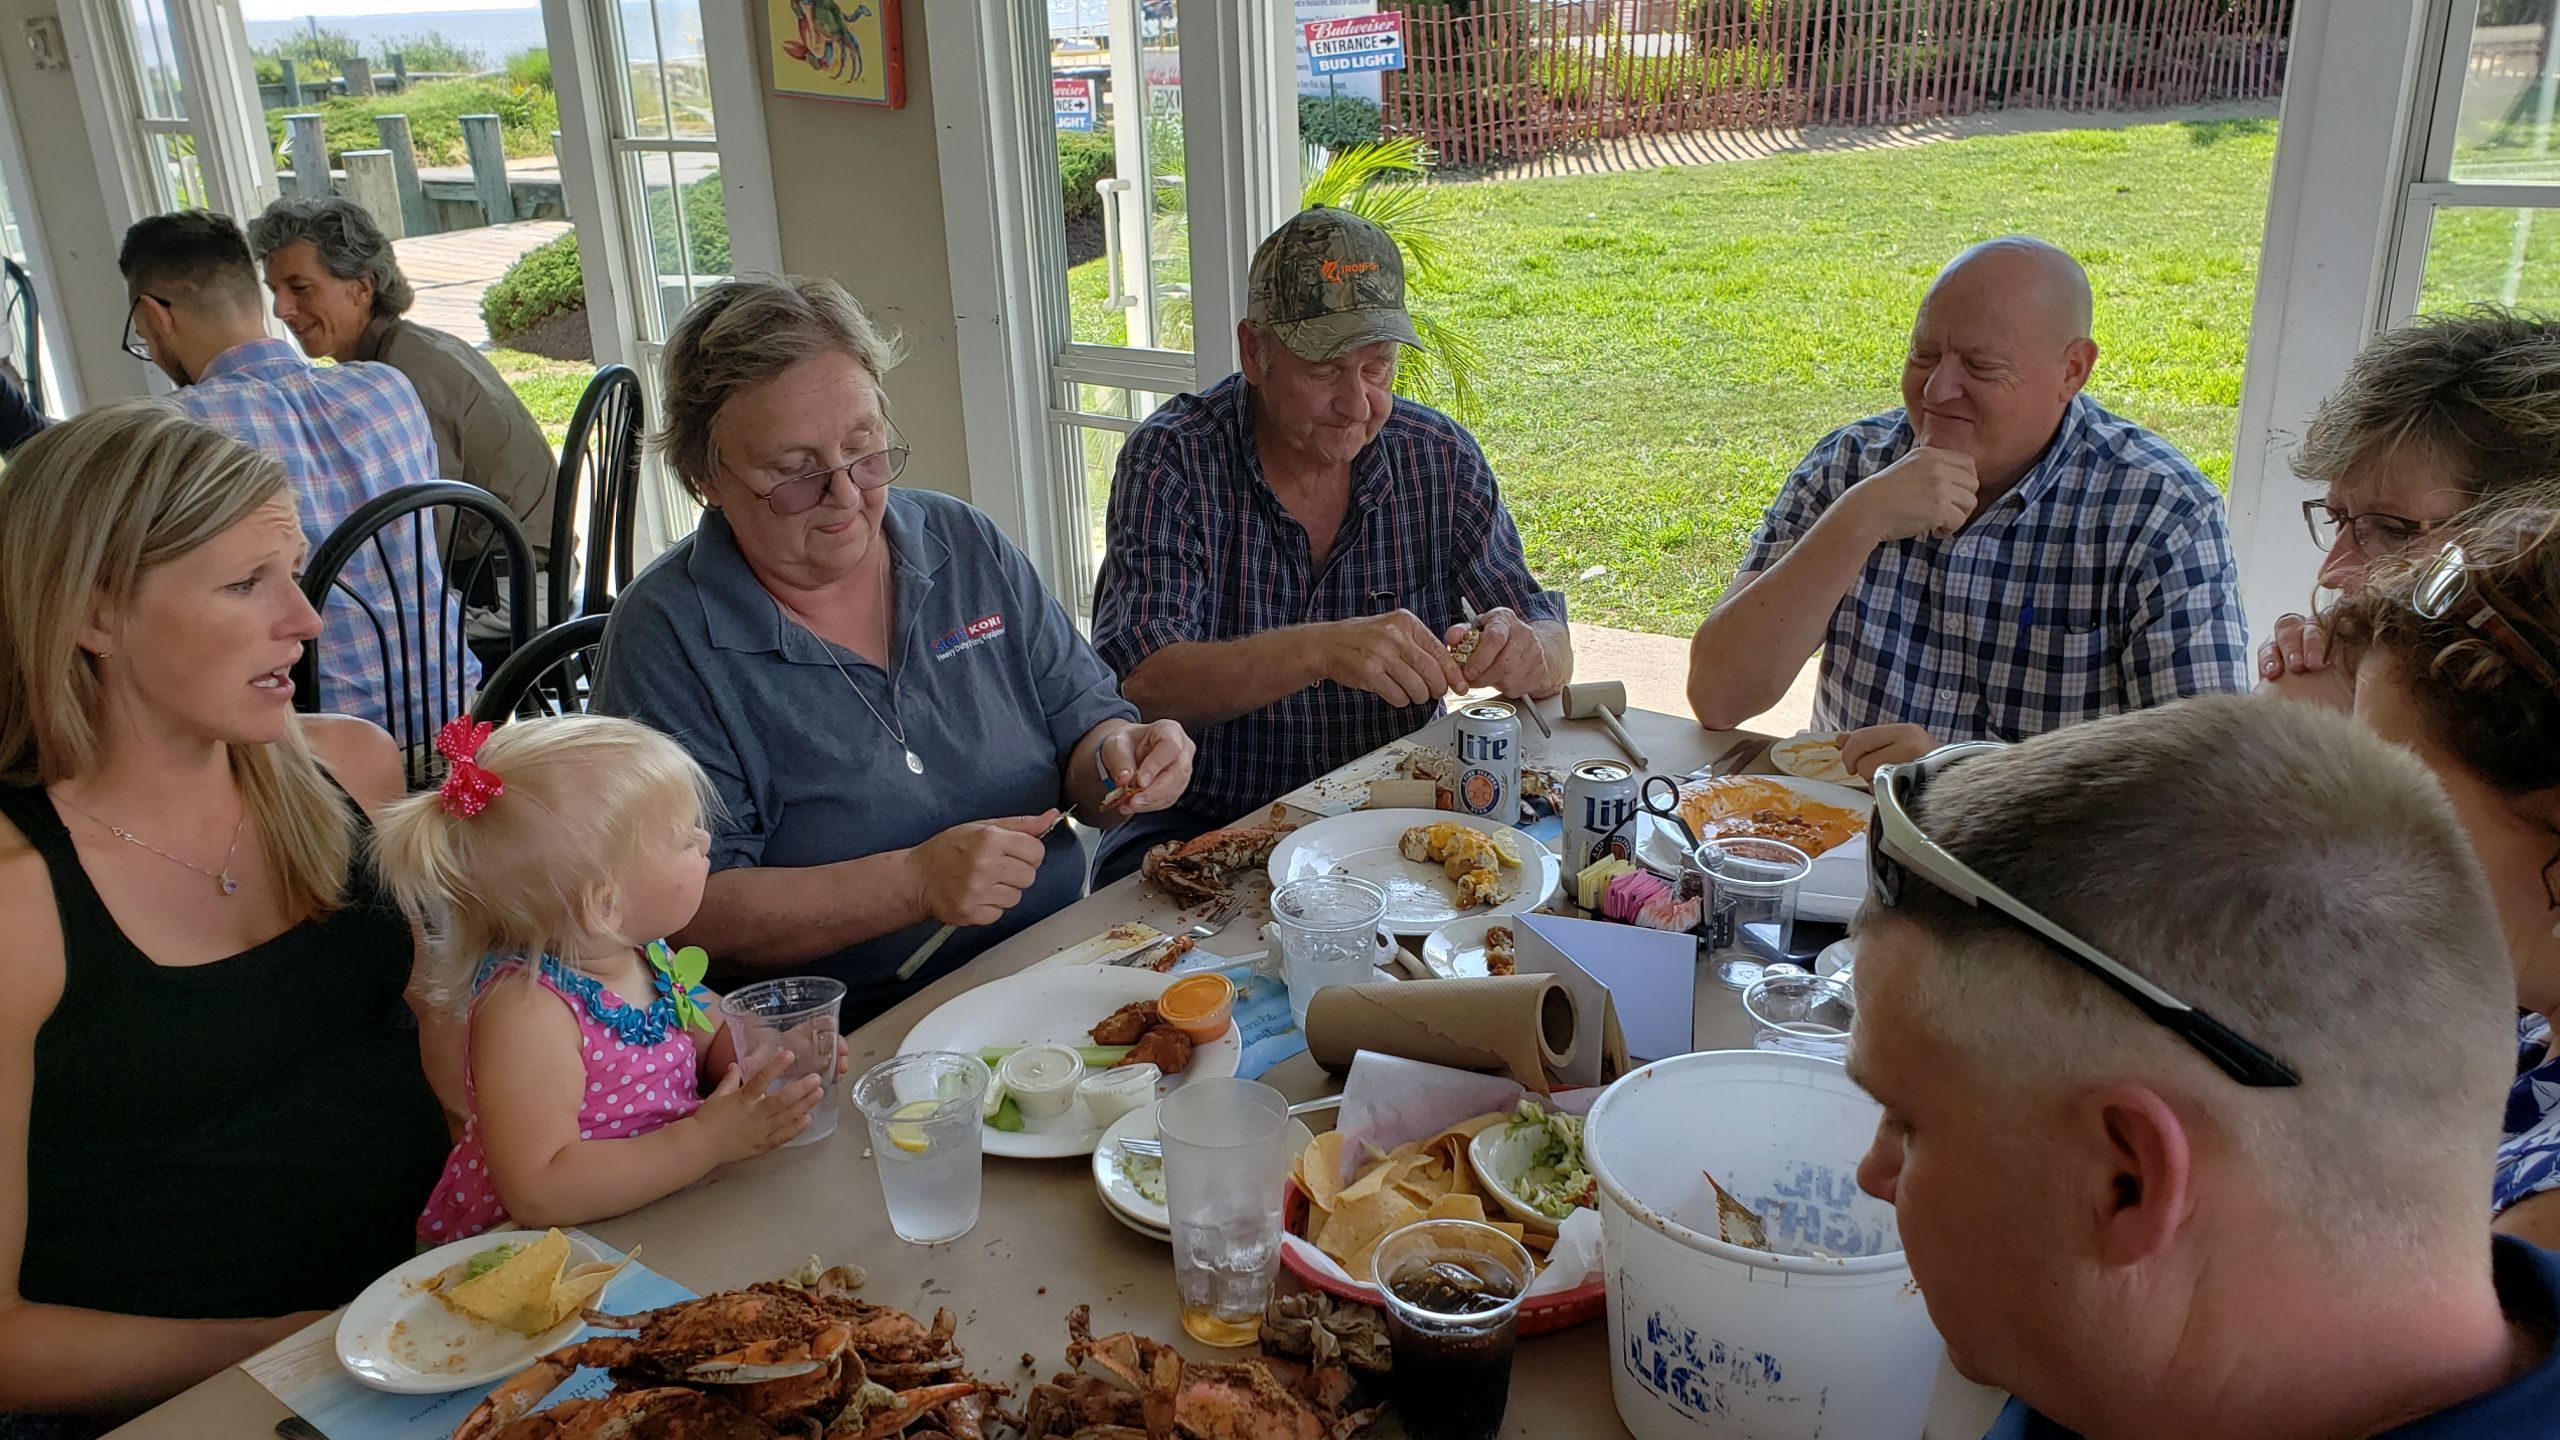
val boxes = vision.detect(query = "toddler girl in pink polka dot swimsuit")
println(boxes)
[375,715,824,1244]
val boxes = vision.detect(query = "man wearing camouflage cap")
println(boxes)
[1090,207,1570,882]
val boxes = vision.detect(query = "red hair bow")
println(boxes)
[435,717,505,818]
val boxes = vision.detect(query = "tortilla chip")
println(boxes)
[1426,1194,1489,1223]
[438,1230,633,1336]
[1314,1185,1430,1271]
[1299,1133,1348,1210]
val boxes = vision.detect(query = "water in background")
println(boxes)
[245,3,704,64]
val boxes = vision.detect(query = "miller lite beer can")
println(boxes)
[1564,758,1638,872]
[1449,702,1523,821]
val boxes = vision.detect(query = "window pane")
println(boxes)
[630,148,687,338]
[616,0,712,141]
[149,130,208,210]
[127,0,185,121]
[1048,0,1191,353]
[1058,383,1177,597]
[2418,204,2560,311]
[2452,10,2560,183]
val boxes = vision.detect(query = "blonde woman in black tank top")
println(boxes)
[0,402,454,1428]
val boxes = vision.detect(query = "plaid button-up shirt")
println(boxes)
[1094,374,1564,820]
[1742,395,2250,741]
[178,338,472,745]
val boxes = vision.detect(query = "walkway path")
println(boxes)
[392,218,572,348]
[1475,98,2278,182]
[1570,620,1815,740]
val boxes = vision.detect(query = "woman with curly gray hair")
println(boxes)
[2263,306,2560,706]
[248,196,558,606]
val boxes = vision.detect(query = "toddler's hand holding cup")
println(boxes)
[697,1047,822,1163]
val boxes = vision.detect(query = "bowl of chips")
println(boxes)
[1278,1102,1605,1335]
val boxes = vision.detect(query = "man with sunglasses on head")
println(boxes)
[1689,237,2250,778]
[117,210,465,747]
[1849,695,2560,1440]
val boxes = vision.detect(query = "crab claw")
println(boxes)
[845,1382,982,1439]
[451,1340,637,1440]
[690,1321,855,1383]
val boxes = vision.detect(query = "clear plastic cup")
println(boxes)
[1374,1219,1535,1440]
[719,976,847,1145]
[852,1051,987,1245]
[1743,970,1856,1061]
[1690,837,1812,991]
[1272,875,1389,1027]
[1158,1078,1291,1347]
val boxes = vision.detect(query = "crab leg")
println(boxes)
[689,1321,855,1383]
[451,1340,637,1440]
[841,1382,981,1440]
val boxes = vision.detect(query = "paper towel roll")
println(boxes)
[1303,977,1580,1092]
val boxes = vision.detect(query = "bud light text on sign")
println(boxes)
[1303,11,1406,76]
[1053,76,1096,132]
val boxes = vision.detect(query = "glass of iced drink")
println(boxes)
[1158,1077,1291,1346]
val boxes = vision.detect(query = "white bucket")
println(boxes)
[1584,1050,1944,1440]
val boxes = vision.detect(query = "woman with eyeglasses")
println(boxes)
[590,279,1194,1027]
[2329,494,2560,1246]
[2264,309,2560,707]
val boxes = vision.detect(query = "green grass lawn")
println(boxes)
[1071,118,2280,637]
[486,347,590,448]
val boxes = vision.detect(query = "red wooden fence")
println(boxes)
[1382,0,2294,167]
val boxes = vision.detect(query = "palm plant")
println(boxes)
[1301,137,1489,424]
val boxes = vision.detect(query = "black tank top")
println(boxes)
[0,781,449,1319]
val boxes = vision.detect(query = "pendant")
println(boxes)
[905,749,925,775]
[219,874,239,896]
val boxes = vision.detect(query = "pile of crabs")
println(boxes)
[451,1264,1390,1440]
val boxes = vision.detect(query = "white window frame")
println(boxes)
[934,0,1301,599]
[61,0,272,236]
[2379,0,2560,319]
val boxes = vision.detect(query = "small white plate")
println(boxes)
[1634,777,1874,924]
[1092,1103,1173,1237]
[1771,730,1866,789]
[1467,1122,1564,1235]
[1267,808,1560,937]
[336,1233,616,1393]
[1419,914,1512,980]
[900,968,1240,1160]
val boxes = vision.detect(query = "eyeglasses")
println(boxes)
[2302,498,2440,559]
[1867,742,2301,1088]
[736,424,910,516]
[2413,540,2560,692]
[122,293,171,362]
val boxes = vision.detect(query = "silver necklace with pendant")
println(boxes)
[777,597,925,775]
[52,791,247,896]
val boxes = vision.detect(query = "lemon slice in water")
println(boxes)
[887,1100,941,1155]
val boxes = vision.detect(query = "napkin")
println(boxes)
[1303,976,1608,1094]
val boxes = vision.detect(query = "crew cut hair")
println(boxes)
[1862,695,2514,1263]
[117,210,264,312]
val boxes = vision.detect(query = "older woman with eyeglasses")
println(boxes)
[2263,308,2560,706]
[2329,492,2560,1246]
[591,278,1193,1027]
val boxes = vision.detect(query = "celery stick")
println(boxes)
[977,1045,1133,1069]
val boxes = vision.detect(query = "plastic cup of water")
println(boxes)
[1272,875,1389,1027]
[1690,837,1811,991]
[1158,1077,1291,1347]
[1742,970,1856,1061]
[853,1051,986,1245]
[719,976,847,1146]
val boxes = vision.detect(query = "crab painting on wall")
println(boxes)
[767,0,905,107]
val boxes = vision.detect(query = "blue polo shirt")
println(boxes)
[592,492,1137,1026]
[1985,1236,2560,1438]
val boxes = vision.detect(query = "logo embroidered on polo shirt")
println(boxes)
[932,613,1006,659]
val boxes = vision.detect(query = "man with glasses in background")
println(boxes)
[1849,695,2560,1438]
[118,211,466,745]
[1688,237,2250,778]
[2261,308,2560,708]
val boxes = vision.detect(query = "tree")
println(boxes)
[1300,137,1489,424]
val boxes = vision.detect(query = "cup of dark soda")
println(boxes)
[1374,1219,1535,1440]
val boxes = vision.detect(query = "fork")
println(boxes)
[1108,894,1247,967]
[1119,1097,1341,1156]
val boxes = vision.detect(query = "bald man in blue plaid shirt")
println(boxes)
[1688,237,2250,776]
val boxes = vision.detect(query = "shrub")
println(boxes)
[645,171,730,275]
[1299,94,1383,152]
[266,77,561,168]
[505,48,553,91]
[378,33,487,74]
[481,231,584,345]
[1058,130,1115,222]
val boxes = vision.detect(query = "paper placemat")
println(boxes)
[1272,740,1434,817]
[246,1232,693,1440]
[1169,951,1309,1080]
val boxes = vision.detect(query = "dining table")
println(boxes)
[108,700,2006,1440]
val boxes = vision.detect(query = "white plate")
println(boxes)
[1266,808,1560,937]
[900,968,1240,1160]
[1027,922,1167,971]
[1092,1103,1173,1237]
[1467,1121,1565,1235]
[1419,914,1513,980]
[336,1233,618,1393]
[1771,729,1866,788]
[1634,777,1874,924]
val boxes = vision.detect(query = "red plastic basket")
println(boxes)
[1279,1179,1606,1336]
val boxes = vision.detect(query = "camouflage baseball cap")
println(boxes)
[1246,206,1423,361]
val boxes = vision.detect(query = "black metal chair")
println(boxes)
[551,364,645,622]
[471,613,610,725]
[4,257,42,413]
[294,481,535,786]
